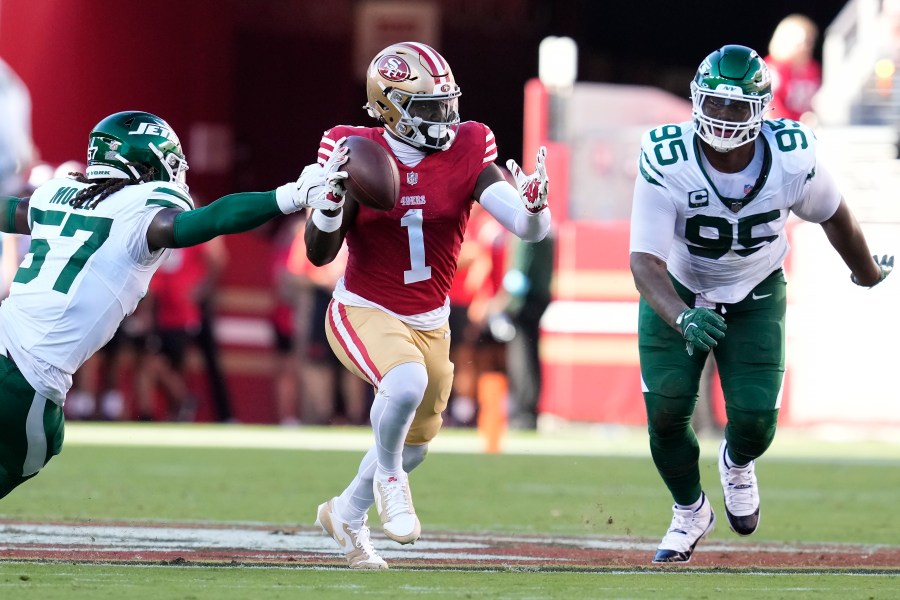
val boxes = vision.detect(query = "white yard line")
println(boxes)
[62,423,900,460]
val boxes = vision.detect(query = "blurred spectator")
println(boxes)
[501,232,554,431]
[67,310,151,421]
[0,232,20,300]
[286,230,371,426]
[0,57,35,299]
[192,235,233,422]
[136,240,229,422]
[446,203,494,426]
[269,213,306,427]
[765,14,821,124]
[0,57,35,196]
[467,211,512,432]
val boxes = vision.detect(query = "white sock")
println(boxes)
[402,443,428,473]
[369,362,427,476]
[676,493,704,512]
[333,362,427,528]
[334,446,378,530]
[725,445,750,469]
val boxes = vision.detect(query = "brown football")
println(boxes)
[341,136,400,211]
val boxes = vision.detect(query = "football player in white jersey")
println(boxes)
[0,110,347,501]
[629,45,893,563]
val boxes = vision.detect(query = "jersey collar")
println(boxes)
[693,134,772,213]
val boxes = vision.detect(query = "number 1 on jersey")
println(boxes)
[400,209,432,284]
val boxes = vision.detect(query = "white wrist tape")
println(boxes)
[275,183,297,214]
[312,208,343,232]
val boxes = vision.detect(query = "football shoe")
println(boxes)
[315,498,388,570]
[653,492,716,563]
[718,440,761,536]
[373,469,421,544]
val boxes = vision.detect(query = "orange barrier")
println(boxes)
[477,371,508,453]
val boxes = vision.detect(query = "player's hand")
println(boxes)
[303,137,349,212]
[275,138,348,213]
[506,146,549,213]
[851,254,893,287]
[676,307,726,355]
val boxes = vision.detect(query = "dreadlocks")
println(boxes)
[68,163,156,209]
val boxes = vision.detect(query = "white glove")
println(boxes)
[275,137,349,213]
[851,254,894,287]
[506,146,549,214]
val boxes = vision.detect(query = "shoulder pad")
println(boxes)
[324,125,375,141]
[761,119,817,175]
[639,122,694,185]
[145,182,193,211]
[454,121,493,151]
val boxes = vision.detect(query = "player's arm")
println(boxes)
[304,199,357,266]
[629,176,725,351]
[304,134,354,266]
[147,191,282,251]
[478,147,551,242]
[0,196,31,234]
[794,159,891,287]
[630,252,685,328]
[632,248,726,354]
[148,141,349,251]
[629,169,685,327]
[820,198,889,286]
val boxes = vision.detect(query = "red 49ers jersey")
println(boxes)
[320,122,497,316]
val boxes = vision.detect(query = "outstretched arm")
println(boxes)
[148,139,350,251]
[147,191,282,250]
[0,196,31,235]
[819,198,886,286]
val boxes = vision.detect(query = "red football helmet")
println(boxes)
[364,42,461,151]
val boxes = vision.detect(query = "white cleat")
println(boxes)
[315,498,388,569]
[652,492,716,563]
[718,440,760,536]
[373,469,421,544]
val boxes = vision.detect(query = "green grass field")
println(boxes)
[0,423,898,599]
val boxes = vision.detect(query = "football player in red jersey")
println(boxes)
[307,41,551,569]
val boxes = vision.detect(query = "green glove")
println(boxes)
[676,307,726,355]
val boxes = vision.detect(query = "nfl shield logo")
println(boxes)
[407,172,418,186]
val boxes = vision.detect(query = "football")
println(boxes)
[341,136,400,211]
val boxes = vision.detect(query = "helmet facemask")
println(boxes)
[364,42,462,151]
[691,45,773,153]
[385,88,460,150]
[691,84,769,152]
[149,141,189,192]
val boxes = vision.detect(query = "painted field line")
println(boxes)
[2,521,898,571]
[62,423,900,460]
[62,423,653,456]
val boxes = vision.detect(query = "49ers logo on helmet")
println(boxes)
[376,55,410,82]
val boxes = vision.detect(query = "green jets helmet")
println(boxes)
[690,45,772,152]
[85,111,189,191]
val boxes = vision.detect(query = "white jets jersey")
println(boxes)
[631,119,840,304]
[0,177,193,404]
